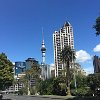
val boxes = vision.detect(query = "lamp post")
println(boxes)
[72,49,77,93]
[27,74,30,95]
[27,80,30,95]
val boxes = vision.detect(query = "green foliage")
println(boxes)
[75,75,87,88]
[87,73,100,96]
[93,16,100,35]
[71,87,89,96]
[60,46,76,63]
[37,77,67,96]
[52,78,62,95]
[18,59,41,95]
[60,46,76,95]
[18,87,28,95]
[25,60,41,80]
[0,53,14,90]
[37,78,53,95]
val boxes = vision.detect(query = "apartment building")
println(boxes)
[53,21,74,77]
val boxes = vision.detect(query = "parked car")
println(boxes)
[0,92,3,100]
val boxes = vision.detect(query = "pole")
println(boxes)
[27,75,30,95]
[72,49,77,93]
[28,80,30,95]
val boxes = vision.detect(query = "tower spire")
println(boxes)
[41,28,46,64]
[42,27,44,42]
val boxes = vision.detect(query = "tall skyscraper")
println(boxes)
[53,21,74,77]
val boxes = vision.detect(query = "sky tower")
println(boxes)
[41,30,46,64]
[41,29,47,80]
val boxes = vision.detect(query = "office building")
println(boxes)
[15,62,26,75]
[53,21,74,77]
[93,55,100,73]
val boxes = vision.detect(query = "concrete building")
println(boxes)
[53,21,74,77]
[93,55,100,73]
[50,64,55,78]
[74,63,86,76]
[9,58,38,93]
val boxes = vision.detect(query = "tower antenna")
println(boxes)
[42,27,44,41]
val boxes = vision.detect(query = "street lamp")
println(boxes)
[72,49,77,93]
[26,74,30,95]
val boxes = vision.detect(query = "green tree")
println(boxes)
[37,77,63,95]
[71,74,88,96]
[37,79,53,95]
[0,53,14,90]
[87,73,100,96]
[20,59,41,95]
[93,16,100,35]
[60,46,75,96]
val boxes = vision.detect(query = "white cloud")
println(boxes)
[50,63,55,66]
[84,67,94,75]
[76,50,91,62]
[50,63,55,70]
[93,44,100,52]
[13,62,15,65]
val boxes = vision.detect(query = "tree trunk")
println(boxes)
[66,61,71,96]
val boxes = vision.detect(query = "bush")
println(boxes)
[18,87,27,95]
[71,87,89,96]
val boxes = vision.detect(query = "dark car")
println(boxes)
[0,93,3,100]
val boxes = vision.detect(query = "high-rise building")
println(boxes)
[93,55,100,73]
[53,21,74,77]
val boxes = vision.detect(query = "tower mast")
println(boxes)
[41,28,46,64]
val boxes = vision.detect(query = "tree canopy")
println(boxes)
[19,59,41,95]
[0,53,14,90]
[93,16,100,35]
[60,46,76,96]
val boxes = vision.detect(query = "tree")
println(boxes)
[0,53,14,90]
[37,77,63,95]
[71,74,88,96]
[37,78,54,95]
[93,16,100,35]
[60,46,76,96]
[87,73,100,96]
[20,59,41,95]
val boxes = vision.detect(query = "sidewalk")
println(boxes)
[31,95,75,100]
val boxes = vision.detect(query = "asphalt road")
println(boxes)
[2,94,65,100]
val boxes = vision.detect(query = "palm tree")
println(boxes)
[60,46,75,96]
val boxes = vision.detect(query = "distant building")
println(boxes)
[93,55,100,73]
[53,21,74,77]
[11,58,39,93]
[74,63,86,76]
[25,57,38,70]
[50,64,55,78]
[14,58,38,75]
[15,62,26,75]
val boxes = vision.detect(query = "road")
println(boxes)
[2,94,66,100]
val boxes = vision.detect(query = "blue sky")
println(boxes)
[0,0,100,74]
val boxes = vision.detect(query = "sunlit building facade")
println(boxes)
[53,21,74,77]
